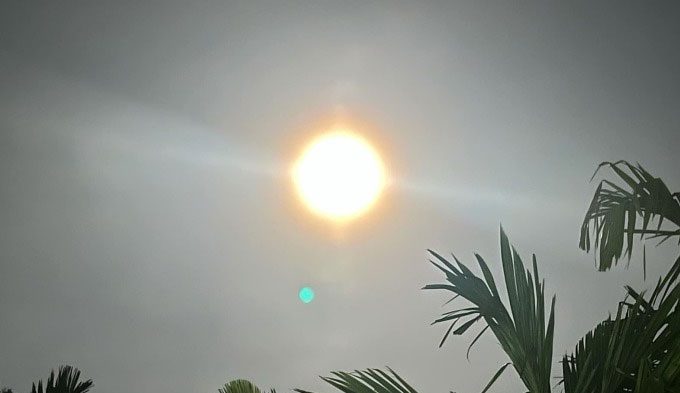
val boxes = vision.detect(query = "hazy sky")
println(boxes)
[1,2,679,393]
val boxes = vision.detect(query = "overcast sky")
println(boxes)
[1,2,680,393]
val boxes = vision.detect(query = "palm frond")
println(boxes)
[423,227,555,393]
[561,255,680,393]
[219,379,275,393]
[30,366,93,393]
[294,368,419,393]
[580,161,680,271]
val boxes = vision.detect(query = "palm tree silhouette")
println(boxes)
[30,366,92,393]
[296,161,680,393]
[219,379,276,393]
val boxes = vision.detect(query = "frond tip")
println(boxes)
[295,367,419,393]
[219,379,276,393]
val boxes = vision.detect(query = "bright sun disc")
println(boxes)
[292,131,386,221]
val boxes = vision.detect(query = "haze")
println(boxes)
[1,2,679,393]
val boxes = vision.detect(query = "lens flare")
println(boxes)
[298,286,315,303]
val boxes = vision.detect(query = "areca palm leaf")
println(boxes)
[580,161,680,271]
[423,227,556,393]
[30,366,93,393]
[219,379,276,393]
[294,368,419,393]
[561,255,680,393]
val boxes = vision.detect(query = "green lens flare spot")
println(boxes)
[299,287,315,304]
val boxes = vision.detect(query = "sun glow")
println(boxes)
[292,130,386,221]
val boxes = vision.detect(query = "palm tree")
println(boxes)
[560,268,680,392]
[579,161,680,274]
[424,161,680,392]
[30,366,93,393]
[297,228,555,393]
[296,161,680,393]
[423,228,556,393]
[563,161,680,392]
[295,368,418,393]
[219,379,276,393]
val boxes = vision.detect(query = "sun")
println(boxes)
[292,130,386,221]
